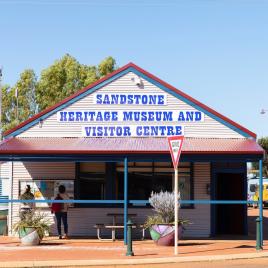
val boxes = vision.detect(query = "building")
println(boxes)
[0,63,264,238]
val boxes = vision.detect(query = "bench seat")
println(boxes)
[94,223,144,241]
[105,224,137,229]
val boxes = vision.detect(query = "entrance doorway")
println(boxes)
[215,173,246,235]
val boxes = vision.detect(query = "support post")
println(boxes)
[259,160,263,246]
[126,219,134,256]
[124,157,128,245]
[256,217,263,250]
[174,167,178,255]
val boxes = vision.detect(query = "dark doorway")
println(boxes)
[215,173,246,235]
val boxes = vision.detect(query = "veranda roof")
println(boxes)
[0,137,263,155]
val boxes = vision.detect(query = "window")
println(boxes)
[249,184,256,192]
[116,162,193,208]
[76,163,106,207]
[75,162,193,208]
[0,178,10,197]
[178,174,191,201]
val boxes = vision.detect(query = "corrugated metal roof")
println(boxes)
[0,137,263,155]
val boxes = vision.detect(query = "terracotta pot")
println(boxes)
[150,224,183,246]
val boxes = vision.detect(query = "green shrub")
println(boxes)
[13,209,50,239]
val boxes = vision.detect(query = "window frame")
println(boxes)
[74,162,194,209]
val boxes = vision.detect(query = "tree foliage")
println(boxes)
[252,137,268,177]
[36,55,116,111]
[2,85,14,131]
[16,70,37,120]
[2,69,37,132]
[98,57,116,77]
[258,137,268,151]
[258,137,268,177]
[2,55,117,132]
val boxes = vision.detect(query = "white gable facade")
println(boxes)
[17,72,244,139]
[0,63,262,239]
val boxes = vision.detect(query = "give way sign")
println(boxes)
[167,136,184,169]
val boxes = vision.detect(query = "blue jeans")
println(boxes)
[55,212,68,236]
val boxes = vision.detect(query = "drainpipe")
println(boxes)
[259,159,263,246]
[124,157,128,245]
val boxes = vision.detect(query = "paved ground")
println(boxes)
[0,237,266,265]
[248,206,268,239]
[87,258,268,268]
[0,207,265,267]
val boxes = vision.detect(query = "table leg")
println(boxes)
[112,228,115,241]
[112,216,116,241]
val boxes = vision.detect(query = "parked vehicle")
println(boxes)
[248,177,268,207]
[253,183,268,208]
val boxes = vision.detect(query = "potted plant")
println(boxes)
[13,209,50,246]
[144,191,188,246]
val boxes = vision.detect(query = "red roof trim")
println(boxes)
[0,150,263,155]
[0,137,263,155]
[3,62,256,138]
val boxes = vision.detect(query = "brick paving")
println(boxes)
[248,207,268,239]
[0,207,265,265]
[0,236,266,263]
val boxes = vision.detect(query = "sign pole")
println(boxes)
[174,167,178,255]
[167,135,184,256]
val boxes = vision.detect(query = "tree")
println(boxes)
[252,137,268,177]
[98,57,117,77]
[16,69,37,121]
[258,137,268,151]
[2,70,37,132]
[2,55,117,132]
[2,84,16,132]
[258,137,268,177]
[36,54,117,111]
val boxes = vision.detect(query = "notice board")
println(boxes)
[19,180,74,208]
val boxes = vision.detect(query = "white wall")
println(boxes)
[10,161,211,238]
[0,162,11,196]
[17,72,244,139]
[10,162,75,235]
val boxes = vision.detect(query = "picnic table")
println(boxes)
[94,213,145,241]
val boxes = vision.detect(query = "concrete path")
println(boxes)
[0,236,267,267]
[0,251,268,267]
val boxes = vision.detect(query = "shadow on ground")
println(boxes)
[248,207,268,240]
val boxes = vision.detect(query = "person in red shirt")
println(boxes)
[53,185,69,239]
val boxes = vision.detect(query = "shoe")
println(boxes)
[63,234,69,239]
[59,235,62,239]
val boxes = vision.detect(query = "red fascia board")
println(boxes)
[0,150,263,155]
[4,62,256,139]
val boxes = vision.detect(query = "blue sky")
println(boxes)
[0,0,268,137]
